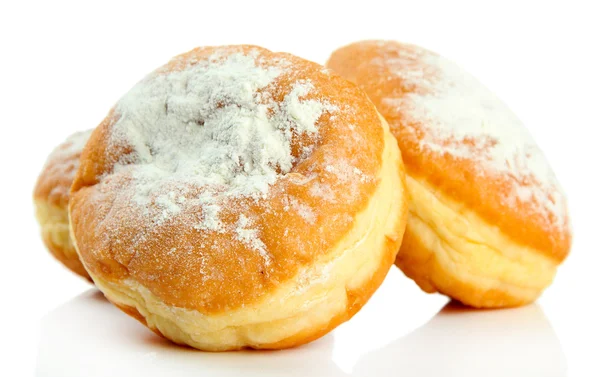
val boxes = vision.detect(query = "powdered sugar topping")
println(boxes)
[39,129,93,201]
[235,214,270,265]
[104,50,337,260]
[379,46,567,229]
[51,130,93,162]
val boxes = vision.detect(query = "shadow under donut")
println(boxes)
[349,300,567,377]
[35,275,566,377]
[35,289,348,377]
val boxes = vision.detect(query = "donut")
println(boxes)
[326,41,571,308]
[34,130,93,280]
[69,45,409,350]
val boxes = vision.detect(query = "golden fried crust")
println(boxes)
[70,45,395,317]
[34,130,92,207]
[326,40,571,261]
[34,130,92,280]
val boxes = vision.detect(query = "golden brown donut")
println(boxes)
[69,45,409,350]
[327,40,571,308]
[34,130,93,280]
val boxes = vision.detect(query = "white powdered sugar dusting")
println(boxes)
[41,129,93,199]
[104,50,337,261]
[53,130,93,160]
[45,130,93,172]
[234,214,270,265]
[380,47,567,228]
[288,197,316,224]
[192,200,223,232]
[309,182,337,203]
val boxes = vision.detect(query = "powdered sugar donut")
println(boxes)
[327,40,571,308]
[69,45,408,350]
[34,130,93,280]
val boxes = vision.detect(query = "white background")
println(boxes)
[1,0,599,375]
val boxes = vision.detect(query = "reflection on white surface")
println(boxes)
[351,301,567,377]
[36,289,346,377]
[36,270,566,377]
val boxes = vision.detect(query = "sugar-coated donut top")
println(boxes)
[34,129,93,207]
[327,41,571,259]
[376,43,566,228]
[108,50,336,265]
[70,45,386,312]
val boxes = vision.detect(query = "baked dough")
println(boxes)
[70,45,408,350]
[327,40,571,308]
[34,130,93,280]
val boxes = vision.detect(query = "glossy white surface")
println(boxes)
[36,270,567,377]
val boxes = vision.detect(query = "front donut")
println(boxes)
[69,45,409,351]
